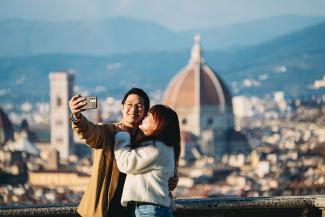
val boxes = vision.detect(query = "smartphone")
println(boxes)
[81,96,97,110]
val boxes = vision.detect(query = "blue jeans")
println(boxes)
[134,204,173,217]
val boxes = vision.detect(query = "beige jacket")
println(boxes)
[69,114,121,217]
[114,132,175,207]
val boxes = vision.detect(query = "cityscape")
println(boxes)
[1,35,325,206]
[1,0,325,209]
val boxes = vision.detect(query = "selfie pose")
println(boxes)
[69,88,179,217]
[114,104,181,217]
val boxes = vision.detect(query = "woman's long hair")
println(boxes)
[142,104,181,165]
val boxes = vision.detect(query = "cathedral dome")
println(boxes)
[162,35,246,162]
[163,34,232,111]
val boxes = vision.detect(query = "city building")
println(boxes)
[163,35,250,164]
[0,107,14,147]
[49,72,74,160]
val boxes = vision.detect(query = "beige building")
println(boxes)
[49,72,74,160]
[29,171,89,192]
[164,35,249,163]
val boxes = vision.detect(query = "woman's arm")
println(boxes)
[114,132,159,174]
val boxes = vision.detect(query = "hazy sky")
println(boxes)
[1,0,325,31]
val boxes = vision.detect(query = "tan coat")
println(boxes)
[69,114,121,217]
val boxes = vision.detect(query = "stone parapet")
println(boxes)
[0,204,78,217]
[175,196,325,217]
[0,196,324,217]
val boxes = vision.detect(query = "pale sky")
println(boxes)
[1,0,325,31]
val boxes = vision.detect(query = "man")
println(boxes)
[69,88,178,217]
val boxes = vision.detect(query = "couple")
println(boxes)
[69,87,180,217]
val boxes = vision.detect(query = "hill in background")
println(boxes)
[0,17,325,103]
[0,15,324,56]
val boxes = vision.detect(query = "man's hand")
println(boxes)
[168,174,179,191]
[116,123,129,133]
[69,95,86,120]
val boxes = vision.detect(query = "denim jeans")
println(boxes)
[134,204,173,217]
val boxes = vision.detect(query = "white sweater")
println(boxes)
[114,132,175,207]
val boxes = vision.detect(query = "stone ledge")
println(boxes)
[0,196,324,217]
[0,204,78,217]
[176,196,325,210]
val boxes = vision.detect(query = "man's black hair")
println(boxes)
[122,87,150,114]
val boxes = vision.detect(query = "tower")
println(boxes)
[49,72,74,160]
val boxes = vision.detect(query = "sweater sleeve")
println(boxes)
[114,132,159,174]
[69,113,108,149]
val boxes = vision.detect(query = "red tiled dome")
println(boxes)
[163,35,232,110]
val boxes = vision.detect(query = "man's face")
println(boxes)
[121,94,145,127]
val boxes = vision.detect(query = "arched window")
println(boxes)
[207,118,214,126]
[56,96,62,107]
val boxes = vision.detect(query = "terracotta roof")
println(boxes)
[163,35,232,110]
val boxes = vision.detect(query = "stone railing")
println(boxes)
[0,196,324,217]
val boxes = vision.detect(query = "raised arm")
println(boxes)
[68,95,107,149]
[114,132,159,174]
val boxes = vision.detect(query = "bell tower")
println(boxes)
[49,72,74,160]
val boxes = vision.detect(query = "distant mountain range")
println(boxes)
[0,16,325,104]
[0,15,325,56]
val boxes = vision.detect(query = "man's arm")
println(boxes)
[69,114,108,149]
[168,174,179,192]
[68,95,107,149]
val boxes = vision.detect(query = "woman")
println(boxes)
[114,104,180,217]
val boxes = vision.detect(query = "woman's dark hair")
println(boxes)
[121,87,150,115]
[145,104,181,164]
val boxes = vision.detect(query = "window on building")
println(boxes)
[56,96,62,107]
[207,118,214,126]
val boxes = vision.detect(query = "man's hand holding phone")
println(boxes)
[69,95,97,120]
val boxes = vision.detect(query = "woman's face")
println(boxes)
[139,113,157,135]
